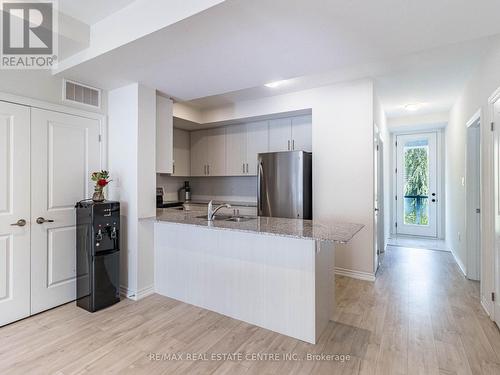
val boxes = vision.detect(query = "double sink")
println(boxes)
[195,214,255,223]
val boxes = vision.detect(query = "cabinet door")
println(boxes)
[291,115,312,152]
[225,124,247,176]
[173,128,190,176]
[246,121,269,175]
[206,127,226,176]
[156,96,173,173]
[190,130,208,176]
[269,118,292,152]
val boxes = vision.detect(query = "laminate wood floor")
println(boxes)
[1,246,499,375]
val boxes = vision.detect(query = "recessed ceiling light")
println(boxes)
[404,103,422,112]
[264,80,288,88]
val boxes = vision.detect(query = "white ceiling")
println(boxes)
[59,0,137,25]
[57,0,500,116]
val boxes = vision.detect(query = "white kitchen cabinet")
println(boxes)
[190,127,226,176]
[172,128,190,176]
[156,96,174,173]
[246,121,269,175]
[206,127,226,176]
[291,115,312,152]
[269,115,312,153]
[269,118,292,152]
[190,129,208,176]
[225,124,247,175]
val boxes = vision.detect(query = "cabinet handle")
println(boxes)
[173,163,175,175]
[246,163,249,173]
[207,165,210,175]
[288,140,290,150]
[292,140,295,150]
[204,165,206,175]
[243,163,245,173]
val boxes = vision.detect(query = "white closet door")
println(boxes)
[30,109,101,314]
[0,102,30,326]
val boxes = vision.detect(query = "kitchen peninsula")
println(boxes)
[154,207,363,344]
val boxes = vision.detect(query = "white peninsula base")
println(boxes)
[154,222,335,344]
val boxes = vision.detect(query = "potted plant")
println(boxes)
[91,170,111,202]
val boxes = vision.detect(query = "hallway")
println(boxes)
[334,245,500,374]
[0,246,499,374]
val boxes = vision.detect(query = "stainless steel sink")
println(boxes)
[225,216,255,222]
[195,215,230,221]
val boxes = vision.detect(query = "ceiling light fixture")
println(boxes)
[404,103,422,112]
[264,80,288,88]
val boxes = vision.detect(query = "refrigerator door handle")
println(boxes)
[258,161,264,213]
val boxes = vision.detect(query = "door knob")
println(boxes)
[36,217,54,224]
[10,219,26,227]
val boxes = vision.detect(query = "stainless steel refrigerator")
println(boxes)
[257,151,312,219]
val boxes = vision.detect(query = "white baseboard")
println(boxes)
[335,267,376,282]
[120,285,155,301]
[481,295,493,318]
[450,249,467,276]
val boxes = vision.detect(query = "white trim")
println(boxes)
[466,109,482,128]
[481,295,493,318]
[120,285,155,301]
[450,247,467,276]
[335,267,376,282]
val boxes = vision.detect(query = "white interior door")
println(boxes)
[492,99,500,327]
[396,132,438,237]
[0,102,30,326]
[30,109,101,314]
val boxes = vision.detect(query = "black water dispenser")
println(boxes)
[76,201,120,312]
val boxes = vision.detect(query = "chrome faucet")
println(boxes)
[207,200,231,221]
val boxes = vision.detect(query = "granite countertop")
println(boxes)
[155,207,363,243]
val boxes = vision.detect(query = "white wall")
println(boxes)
[198,80,376,277]
[0,70,107,114]
[446,37,500,315]
[108,83,156,299]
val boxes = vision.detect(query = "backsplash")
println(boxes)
[157,174,257,204]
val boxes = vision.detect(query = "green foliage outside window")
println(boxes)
[404,147,429,225]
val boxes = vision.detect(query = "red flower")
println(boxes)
[97,179,108,187]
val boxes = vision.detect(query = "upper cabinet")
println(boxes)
[156,96,174,173]
[190,127,226,176]
[291,115,312,152]
[172,128,190,176]
[225,121,269,176]
[269,115,312,152]
[170,114,310,178]
[245,121,269,175]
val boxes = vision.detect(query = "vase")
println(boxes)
[92,187,105,202]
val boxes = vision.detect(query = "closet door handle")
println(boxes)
[10,219,26,227]
[36,217,54,224]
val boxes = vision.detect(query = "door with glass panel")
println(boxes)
[396,132,438,237]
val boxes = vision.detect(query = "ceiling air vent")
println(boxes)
[63,79,101,108]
